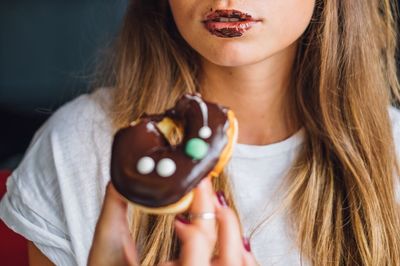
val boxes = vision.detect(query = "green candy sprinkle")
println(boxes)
[185,138,209,160]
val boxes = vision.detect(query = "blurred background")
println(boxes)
[0,0,128,169]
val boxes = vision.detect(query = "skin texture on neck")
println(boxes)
[201,41,300,145]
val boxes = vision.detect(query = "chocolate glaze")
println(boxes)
[203,9,254,38]
[110,94,231,208]
[214,28,243,38]
[205,9,253,21]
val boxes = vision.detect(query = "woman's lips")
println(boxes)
[202,9,261,38]
[203,21,257,38]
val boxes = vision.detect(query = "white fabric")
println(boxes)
[0,87,399,265]
[228,129,306,265]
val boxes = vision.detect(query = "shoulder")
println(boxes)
[389,106,400,153]
[19,87,115,203]
[389,106,400,202]
[389,105,400,131]
[44,87,113,139]
[0,88,115,265]
[12,86,115,204]
[29,87,114,167]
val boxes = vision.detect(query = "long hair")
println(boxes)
[95,0,400,264]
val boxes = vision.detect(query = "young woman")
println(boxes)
[1,0,400,265]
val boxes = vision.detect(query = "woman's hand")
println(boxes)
[88,178,257,266]
[88,183,138,266]
[164,178,258,266]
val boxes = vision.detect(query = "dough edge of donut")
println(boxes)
[131,191,195,215]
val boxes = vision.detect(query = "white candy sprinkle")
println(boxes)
[137,156,155,175]
[156,158,176,177]
[199,126,212,139]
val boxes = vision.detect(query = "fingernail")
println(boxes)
[176,214,190,225]
[216,191,228,207]
[243,237,251,252]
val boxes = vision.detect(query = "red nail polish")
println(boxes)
[176,214,190,224]
[216,191,228,207]
[243,237,251,252]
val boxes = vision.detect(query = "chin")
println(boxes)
[200,43,264,67]
[204,53,269,68]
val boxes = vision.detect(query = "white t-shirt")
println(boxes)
[1,88,399,266]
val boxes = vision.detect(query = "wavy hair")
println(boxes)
[95,0,400,264]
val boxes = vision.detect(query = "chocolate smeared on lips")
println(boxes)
[202,9,260,38]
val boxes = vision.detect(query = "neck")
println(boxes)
[200,42,301,145]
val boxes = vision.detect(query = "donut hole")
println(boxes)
[156,117,183,146]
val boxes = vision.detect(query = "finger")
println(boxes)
[122,237,139,266]
[188,177,217,243]
[100,182,128,223]
[215,194,245,265]
[242,251,258,266]
[173,177,217,265]
[101,183,136,248]
[160,261,178,266]
[89,182,138,265]
[95,182,130,241]
[174,219,211,266]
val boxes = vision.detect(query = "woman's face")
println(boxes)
[168,0,315,67]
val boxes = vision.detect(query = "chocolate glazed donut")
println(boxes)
[110,94,238,214]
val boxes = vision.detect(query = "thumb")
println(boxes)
[100,182,129,225]
[88,182,138,266]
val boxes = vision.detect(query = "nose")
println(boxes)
[212,0,235,10]
[210,0,242,10]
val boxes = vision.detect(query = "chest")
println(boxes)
[226,156,308,265]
